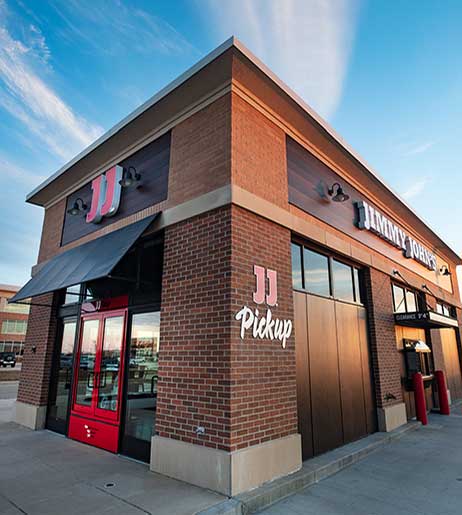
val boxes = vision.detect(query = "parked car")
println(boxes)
[0,352,16,368]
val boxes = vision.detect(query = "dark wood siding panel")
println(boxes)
[335,301,367,444]
[307,295,343,455]
[441,329,462,400]
[62,132,170,245]
[294,292,313,460]
[357,305,377,434]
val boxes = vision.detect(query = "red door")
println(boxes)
[68,309,127,452]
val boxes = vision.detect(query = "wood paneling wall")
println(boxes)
[432,328,462,401]
[294,291,376,460]
[62,133,170,245]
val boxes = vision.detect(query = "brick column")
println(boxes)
[16,292,59,429]
[152,205,300,495]
[363,268,407,431]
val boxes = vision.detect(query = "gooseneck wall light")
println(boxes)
[439,265,451,276]
[119,166,141,188]
[67,198,88,216]
[328,182,350,202]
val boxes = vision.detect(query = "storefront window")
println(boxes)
[292,242,363,304]
[121,311,160,462]
[303,248,330,297]
[46,319,76,433]
[64,285,81,305]
[291,243,303,290]
[406,290,417,312]
[393,284,419,313]
[332,260,355,303]
[392,285,406,313]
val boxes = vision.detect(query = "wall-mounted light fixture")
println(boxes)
[67,198,88,216]
[439,265,451,276]
[328,182,350,202]
[119,166,141,188]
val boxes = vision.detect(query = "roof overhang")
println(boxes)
[395,311,459,329]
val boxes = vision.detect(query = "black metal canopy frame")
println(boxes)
[9,214,159,306]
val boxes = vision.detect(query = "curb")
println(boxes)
[197,421,420,515]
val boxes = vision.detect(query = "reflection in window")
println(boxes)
[124,312,160,446]
[406,290,417,312]
[392,285,406,313]
[303,248,330,297]
[353,268,361,303]
[332,260,354,302]
[64,285,81,305]
[291,243,303,289]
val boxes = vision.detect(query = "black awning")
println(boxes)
[10,214,158,303]
[395,311,459,330]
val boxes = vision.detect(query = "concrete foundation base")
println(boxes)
[150,434,302,496]
[14,401,47,430]
[377,402,407,432]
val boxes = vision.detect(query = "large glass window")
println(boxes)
[121,311,160,462]
[332,260,355,302]
[0,298,30,314]
[64,285,81,305]
[291,242,363,304]
[393,284,419,313]
[303,248,330,297]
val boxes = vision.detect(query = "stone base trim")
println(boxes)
[150,434,302,496]
[15,401,47,430]
[377,402,407,432]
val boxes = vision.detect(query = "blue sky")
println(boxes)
[0,0,461,286]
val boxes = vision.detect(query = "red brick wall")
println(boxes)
[37,199,66,263]
[156,205,298,452]
[229,206,297,450]
[363,268,403,407]
[156,206,233,451]
[168,94,231,206]
[231,93,288,208]
[17,293,59,406]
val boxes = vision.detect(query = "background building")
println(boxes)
[0,284,29,358]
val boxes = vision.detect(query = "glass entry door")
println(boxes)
[69,309,126,452]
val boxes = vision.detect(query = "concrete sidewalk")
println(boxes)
[260,410,462,515]
[0,422,225,515]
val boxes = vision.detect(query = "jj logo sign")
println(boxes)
[235,265,293,348]
[86,166,123,224]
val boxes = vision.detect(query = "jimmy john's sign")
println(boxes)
[356,200,437,271]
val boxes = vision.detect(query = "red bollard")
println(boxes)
[413,372,428,425]
[435,370,450,415]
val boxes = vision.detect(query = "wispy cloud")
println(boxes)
[403,141,435,156]
[0,153,46,187]
[401,177,430,200]
[203,0,360,119]
[0,0,103,161]
[51,0,200,58]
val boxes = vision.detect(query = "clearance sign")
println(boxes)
[356,200,437,271]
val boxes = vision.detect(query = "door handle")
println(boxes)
[87,372,95,389]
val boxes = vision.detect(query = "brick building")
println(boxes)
[11,38,462,495]
[0,284,29,358]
